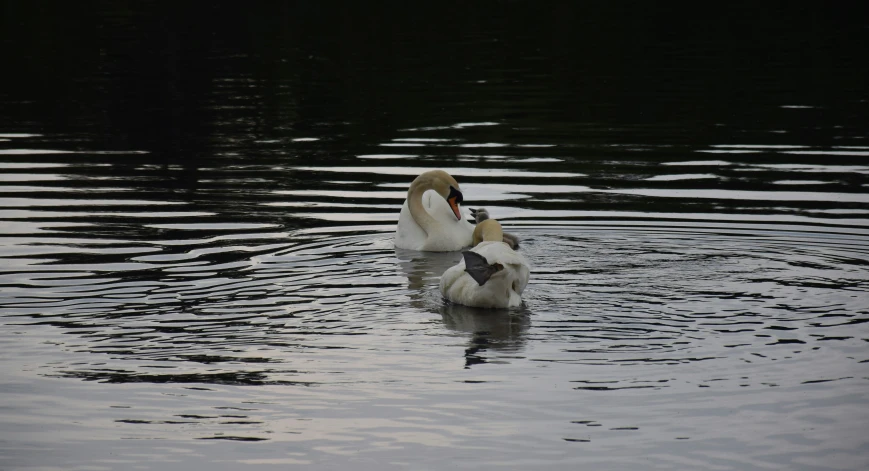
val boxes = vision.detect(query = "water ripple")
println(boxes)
[2,103,869,471]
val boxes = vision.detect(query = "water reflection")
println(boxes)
[394,248,462,291]
[440,302,531,368]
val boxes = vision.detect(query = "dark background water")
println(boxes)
[1,3,868,470]
[3,3,867,152]
[2,3,868,230]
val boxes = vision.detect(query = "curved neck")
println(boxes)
[408,181,440,235]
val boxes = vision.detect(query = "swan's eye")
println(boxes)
[448,186,463,203]
[446,186,464,221]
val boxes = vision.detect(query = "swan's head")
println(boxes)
[412,170,465,221]
[445,185,464,221]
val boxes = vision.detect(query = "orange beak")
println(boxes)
[447,186,464,221]
[448,197,462,221]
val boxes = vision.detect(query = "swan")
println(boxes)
[394,170,475,251]
[439,218,530,308]
[470,208,519,250]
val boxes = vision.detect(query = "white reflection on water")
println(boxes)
[784,150,869,156]
[144,223,283,230]
[0,197,184,206]
[0,173,69,182]
[457,156,563,162]
[0,209,215,219]
[400,121,500,131]
[293,166,584,178]
[0,162,70,169]
[746,164,869,174]
[662,160,733,166]
[357,154,418,159]
[644,174,719,181]
[0,148,75,154]
[772,180,836,185]
[711,144,809,149]
[273,190,404,199]
[601,188,869,203]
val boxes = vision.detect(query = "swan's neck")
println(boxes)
[473,219,504,245]
[408,183,440,235]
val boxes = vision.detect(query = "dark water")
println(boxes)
[1,4,868,470]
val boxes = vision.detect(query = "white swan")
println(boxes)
[439,219,530,308]
[394,170,474,251]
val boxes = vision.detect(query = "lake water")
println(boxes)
[1,5,868,470]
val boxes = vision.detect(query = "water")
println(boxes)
[1,4,868,470]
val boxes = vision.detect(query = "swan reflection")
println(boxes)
[394,248,463,292]
[440,302,531,368]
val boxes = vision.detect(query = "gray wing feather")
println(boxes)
[462,251,499,286]
[501,232,520,250]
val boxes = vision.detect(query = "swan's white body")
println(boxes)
[439,240,530,308]
[394,171,474,252]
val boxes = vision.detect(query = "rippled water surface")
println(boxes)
[2,4,869,470]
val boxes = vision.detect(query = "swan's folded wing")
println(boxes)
[472,243,530,293]
[462,251,502,286]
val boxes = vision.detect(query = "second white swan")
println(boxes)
[439,219,530,308]
[394,170,474,252]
